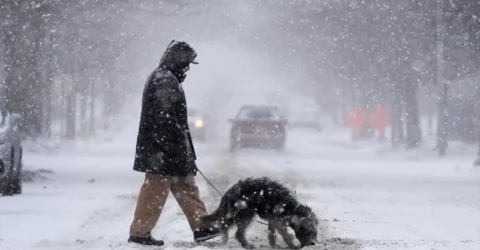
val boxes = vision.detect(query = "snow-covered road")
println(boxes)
[1,124,479,250]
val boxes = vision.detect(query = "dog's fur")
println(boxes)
[200,177,318,249]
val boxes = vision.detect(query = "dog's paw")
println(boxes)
[268,240,277,248]
[221,240,229,245]
[286,244,301,249]
[268,235,277,247]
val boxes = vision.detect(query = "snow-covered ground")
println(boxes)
[1,123,479,250]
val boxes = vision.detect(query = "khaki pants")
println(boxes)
[129,174,208,237]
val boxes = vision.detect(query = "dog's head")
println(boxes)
[295,216,318,247]
[290,206,318,248]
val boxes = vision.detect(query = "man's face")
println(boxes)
[174,62,191,83]
[181,64,190,73]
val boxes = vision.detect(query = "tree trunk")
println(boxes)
[436,84,448,156]
[65,92,76,140]
[391,83,404,146]
[399,82,406,144]
[427,91,435,136]
[88,79,96,135]
[4,23,26,129]
[80,94,87,134]
[103,81,112,132]
[3,2,47,138]
[42,33,54,138]
[475,126,480,166]
[30,37,44,137]
[43,67,53,138]
[60,78,66,137]
[475,88,480,166]
[405,79,422,149]
[435,0,447,156]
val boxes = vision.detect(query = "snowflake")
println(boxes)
[234,200,248,209]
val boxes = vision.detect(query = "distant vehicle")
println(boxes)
[229,105,287,152]
[188,108,209,142]
[287,106,322,132]
[0,110,23,196]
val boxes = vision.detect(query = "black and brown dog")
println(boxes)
[200,177,318,249]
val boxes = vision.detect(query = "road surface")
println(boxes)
[0,124,479,250]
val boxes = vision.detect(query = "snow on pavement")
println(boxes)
[225,130,480,250]
[0,121,223,250]
[1,126,480,250]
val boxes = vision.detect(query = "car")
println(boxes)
[229,105,287,152]
[0,109,23,196]
[188,108,209,142]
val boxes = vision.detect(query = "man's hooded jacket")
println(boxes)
[133,41,198,176]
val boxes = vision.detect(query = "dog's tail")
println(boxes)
[200,196,230,228]
[201,208,223,226]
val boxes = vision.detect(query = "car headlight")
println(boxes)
[194,120,204,128]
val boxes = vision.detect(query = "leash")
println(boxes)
[197,168,224,198]
[197,168,269,226]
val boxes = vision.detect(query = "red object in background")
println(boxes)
[369,105,390,132]
[345,107,366,131]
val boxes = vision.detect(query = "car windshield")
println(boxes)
[237,107,281,120]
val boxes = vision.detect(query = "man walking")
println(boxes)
[128,40,220,246]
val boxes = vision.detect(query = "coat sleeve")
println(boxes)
[152,77,188,148]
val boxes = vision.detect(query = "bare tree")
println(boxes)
[475,87,480,166]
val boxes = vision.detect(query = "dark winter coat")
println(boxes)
[133,41,198,176]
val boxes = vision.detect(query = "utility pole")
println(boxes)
[436,0,448,156]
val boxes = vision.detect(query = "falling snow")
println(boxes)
[0,1,480,250]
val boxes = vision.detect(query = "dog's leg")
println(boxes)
[221,226,229,245]
[277,223,300,249]
[268,220,278,248]
[234,215,255,249]
[219,219,234,245]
